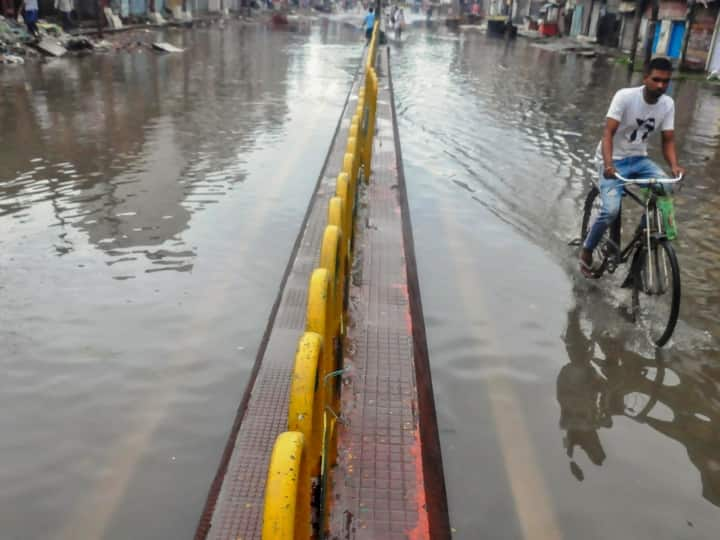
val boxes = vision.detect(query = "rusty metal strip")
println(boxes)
[386,46,451,540]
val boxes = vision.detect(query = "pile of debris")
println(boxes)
[1,8,211,65]
[0,15,32,63]
[0,15,115,63]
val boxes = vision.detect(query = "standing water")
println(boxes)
[2,15,720,540]
[0,20,364,540]
[392,23,720,540]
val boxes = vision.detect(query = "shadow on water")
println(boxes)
[0,26,300,274]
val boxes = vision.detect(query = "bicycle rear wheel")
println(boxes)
[632,239,681,347]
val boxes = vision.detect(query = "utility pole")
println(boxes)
[642,0,659,68]
[96,0,104,38]
[628,0,645,71]
[679,0,696,70]
[452,0,462,21]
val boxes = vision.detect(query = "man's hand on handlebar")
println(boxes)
[671,165,685,179]
[603,164,617,179]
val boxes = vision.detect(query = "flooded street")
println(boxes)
[1,15,719,540]
[392,23,720,540]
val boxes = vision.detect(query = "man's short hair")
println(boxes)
[369,7,374,12]
[646,57,673,74]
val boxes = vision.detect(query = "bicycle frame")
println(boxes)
[607,186,669,292]
[613,173,682,288]
[580,172,683,344]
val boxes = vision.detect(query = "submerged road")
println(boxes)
[1,15,719,540]
[393,22,720,540]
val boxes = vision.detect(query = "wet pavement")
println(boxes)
[1,16,719,540]
[392,23,720,540]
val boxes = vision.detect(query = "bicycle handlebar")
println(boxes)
[614,173,684,184]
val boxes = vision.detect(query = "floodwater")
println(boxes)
[1,16,719,540]
[392,22,720,540]
[0,20,363,540]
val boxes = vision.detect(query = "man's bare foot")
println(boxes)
[579,248,597,279]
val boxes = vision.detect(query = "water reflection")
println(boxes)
[0,24,298,275]
[0,20,362,540]
[559,302,720,505]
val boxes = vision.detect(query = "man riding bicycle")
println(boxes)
[579,57,685,278]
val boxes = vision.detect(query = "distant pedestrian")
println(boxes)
[394,8,405,40]
[362,6,375,44]
[19,0,39,37]
[54,0,73,31]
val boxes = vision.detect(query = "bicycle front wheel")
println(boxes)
[632,239,681,347]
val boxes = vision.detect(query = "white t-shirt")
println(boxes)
[596,86,675,160]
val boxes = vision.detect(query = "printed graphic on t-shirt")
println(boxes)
[629,118,655,142]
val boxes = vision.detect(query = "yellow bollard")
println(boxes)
[342,152,360,236]
[319,226,343,469]
[342,152,354,182]
[262,431,310,540]
[327,197,347,282]
[320,225,343,342]
[355,102,364,124]
[349,125,359,152]
[288,332,323,476]
[346,137,359,180]
[335,173,352,256]
[306,268,333,414]
[363,68,378,182]
[328,197,348,305]
[327,196,345,236]
[342,153,357,220]
[349,126,362,180]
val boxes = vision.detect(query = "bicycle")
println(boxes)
[579,173,683,347]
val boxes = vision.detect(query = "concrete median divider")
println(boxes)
[261,18,384,539]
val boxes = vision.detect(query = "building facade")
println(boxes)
[564,0,719,72]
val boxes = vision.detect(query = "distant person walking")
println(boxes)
[19,0,39,37]
[363,6,375,44]
[394,8,405,40]
[54,0,73,30]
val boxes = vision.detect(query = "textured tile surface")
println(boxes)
[328,50,430,540]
